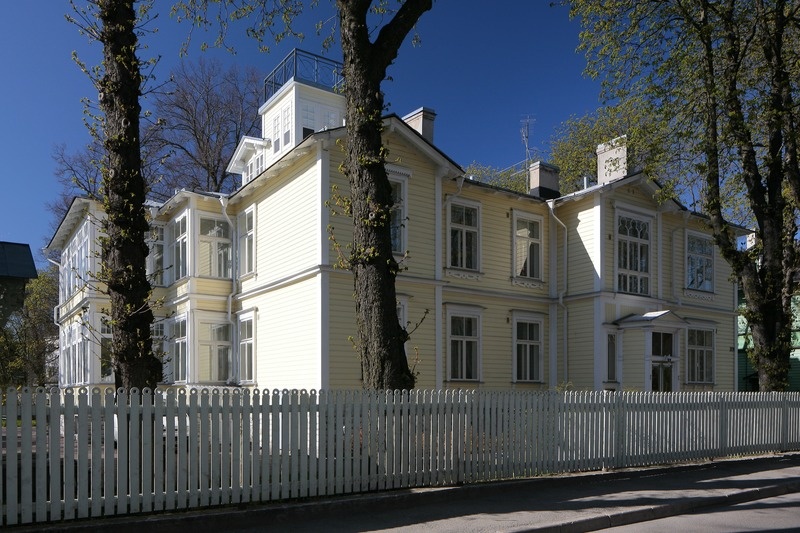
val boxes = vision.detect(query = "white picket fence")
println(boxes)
[3,387,800,526]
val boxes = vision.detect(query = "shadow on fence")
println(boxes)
[3,387,800,526]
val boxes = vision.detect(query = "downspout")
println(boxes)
[217,194,237,384]
[216,195,236,325]
[547,199,569,384]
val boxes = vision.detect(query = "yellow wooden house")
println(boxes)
[48,50,740,392]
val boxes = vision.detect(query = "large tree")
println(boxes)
[68,0,162,389]
[49,57,261,226]
[174,0,433,389]
[568,0,800,390]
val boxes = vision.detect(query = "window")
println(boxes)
[239,208,255,277]
[273,115,281,153]
[239,315,254,383]
[323,108,339,129]
[301,102,315,139]
[245,152,265,184]
[687,233,714,291]
[687,328,714,383]
[607,333,618,382]
[61,220,90,301]
[172,214,188,281]
[152,321,166,381]
[449,312,480,381]
[100,319,114,383]
[198,322,230,383]
[514,317,542,382]
[449,202,480,270]
[514,213,542,280]
[148,225,165,286]
[390,179,406,254]
[651,331,674,392]
[282,105,292,147]
[617,214,650,295]
[198,217,232,278]
[172,317,187,382]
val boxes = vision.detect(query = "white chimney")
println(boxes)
[529,161,560,199]
[402,107,436,143]
[596,135,628,185]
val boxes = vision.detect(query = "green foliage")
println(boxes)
[0,267,59,389]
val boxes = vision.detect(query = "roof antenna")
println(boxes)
[520,115,535,166]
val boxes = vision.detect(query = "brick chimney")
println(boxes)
[529,161,560,199]
[402,107,436,143]
[596,135,628,185]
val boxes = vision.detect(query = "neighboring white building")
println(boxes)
[47,49,742,392]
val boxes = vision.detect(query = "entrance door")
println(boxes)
[651,331,674,392]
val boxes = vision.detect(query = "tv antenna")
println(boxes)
[521,115,535,164]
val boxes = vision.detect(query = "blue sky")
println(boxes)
[0,2,600,264]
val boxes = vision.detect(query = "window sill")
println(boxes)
[445,268,482,281]
[513,380,545,385]
[445,378,481,383]
[683,289,715,302]
[511,277,544,289]
[239,272,257,282]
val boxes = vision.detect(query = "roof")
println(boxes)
[0,242,37,279]
[230,113,465,203]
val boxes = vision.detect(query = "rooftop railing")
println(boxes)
[264,49,344,102]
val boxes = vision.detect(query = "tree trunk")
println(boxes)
[98,0,161,390]
[337,1,432,389]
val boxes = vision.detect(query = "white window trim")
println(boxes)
[686,327,715,384]
[147,224,166,287]
[195,313,232,385]
[446,305,482,382]
[614,209,653,296]
[170,314,188,384]
[446,198,482,274]
[197,215,232,279]
[238,311,256,384]
[387,166,411,256]
[512,312,544,383]
[685,230,715,293]
[239,206,257,279]
[171,211,189,284]
[511,210,544,284]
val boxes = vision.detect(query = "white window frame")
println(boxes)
[238,207,256,278]
[616,211,651,295]
[198,216,232,279]
[171,316,188,383]
[100,317,114,384]
[606,332,619,384]
[512,312,544,383]
[272,115,281,153]
[512,211,543,281]
[387,166,410,256]
[447,306,481,381]
[447,199,481,271]
[238,312,255,384]
[686,231,714,292]
[171,212,188,282]
[282,105,292,147]
[687,328,715,384]
[147,225,165,287]
[197,320,231,384]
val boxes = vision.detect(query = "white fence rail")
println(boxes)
[3,388,800,526]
